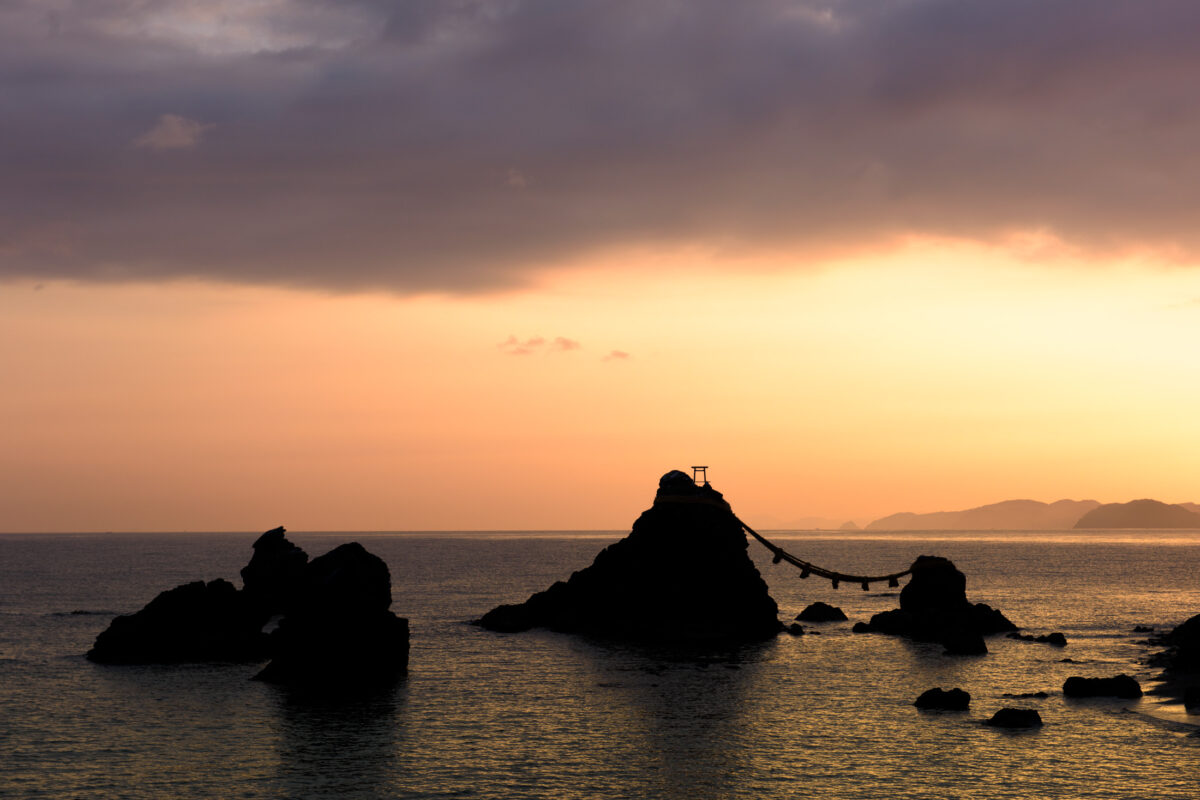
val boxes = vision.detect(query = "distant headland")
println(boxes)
[865,498,1200,530]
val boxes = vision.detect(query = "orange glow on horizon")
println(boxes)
[4,238,1200,532]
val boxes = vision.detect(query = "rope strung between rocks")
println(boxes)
[651,494,913,590]
[734,515,913,591]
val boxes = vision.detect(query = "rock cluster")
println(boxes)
[479,470,781,641]
[854,555,1017,654]
[87,527,409,687]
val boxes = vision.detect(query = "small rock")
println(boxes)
[1182,688,1200,712]
[985,708,1043,728]
[1132,625,1154,633]
[786,623,805,636]
[1002,691,1050,699]
[1062,674,1143,699]
[914,687,970,710]
[851,621,871,633]
[796,602,847,622]
[1007,631,1067,647]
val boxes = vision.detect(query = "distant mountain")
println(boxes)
[1073,499,1200,529]
[839,521,860,531]
[866,499,1101,531]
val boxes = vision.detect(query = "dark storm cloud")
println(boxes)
[3,0,1200,292]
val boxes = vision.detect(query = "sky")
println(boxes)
[4,0,1200,531]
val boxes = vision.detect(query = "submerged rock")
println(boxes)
[479,471,781,642]
[1008,631,1067,647]
[88,528,409,686]
[914,687,970,710]
[1062,674,1143,699]
[985,708,1043,728]
[856,555,1016,653]
[796,602,847,622]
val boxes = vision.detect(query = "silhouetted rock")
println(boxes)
[1063,674,1142,699]
[87,579,267,664]
[240,526,308,616]
[1074,499,1200,529]
[855,556,1016,654]
[1151,613,1200,676]
[478,471,781,642]
[88,529,409,686]
[786,623,805,635]
[985,708,1043,728]
[255,543,409,686]
[851,621,871,633]
[1008,631,1067,647]
[1002,691,1049,699]
[1132,625,1154,633]
[796,602,847,622]
[914,687,970,710]
[1183,688,1200,712]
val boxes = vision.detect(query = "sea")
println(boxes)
[2,529,1198,799]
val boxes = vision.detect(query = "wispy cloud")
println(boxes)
[603,350,631,362]
[552,337,580,351]
[133,114,213,151]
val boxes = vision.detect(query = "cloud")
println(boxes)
[134,114,213,151]
[603,350,631,361]
[4,1,1200,291]
[552,337,580,351]
[498,334,549,355]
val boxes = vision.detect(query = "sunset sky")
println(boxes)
[4,1,1200,531]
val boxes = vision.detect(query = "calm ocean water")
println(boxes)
[2,529,1199,799]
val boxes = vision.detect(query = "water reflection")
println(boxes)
[271,683,406,800]
[570,638,779,799]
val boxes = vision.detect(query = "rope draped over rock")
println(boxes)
[651,493,914,591]
[735,516,912,590]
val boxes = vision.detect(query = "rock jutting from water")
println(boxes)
[984,708,1043,728]
[1062,674,1143,699]
[1149,613,1200,702]
[87,527,409,687]
[914,687,970,710]
[855,555,1017,654]
[478,470,782,641]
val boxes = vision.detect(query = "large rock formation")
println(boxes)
[87,578,268,664]
[856,555,1016,653]
[254,543,409,686]
[1074,499,1200,529]
[1148,613,1200,702]
[479,470,781,641]
[88,528,409,687]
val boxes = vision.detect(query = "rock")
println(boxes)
[1007,631,1067,647]
[478,471,781,642]
[855,556,1016,654]
[88,528,410,687]
[1182,688,1200,712]
[914,687,970,710]
[786,623,805,636]
[1151,613,1200,677]
[796,602,847,622]
[851,622,872,633]
[1062,674,1143,699]
[1132,625,1154,633]
[254,543,409,686]
[985,708,1043,728]
[240,526,308,616]
[87,579,267,664]
[1002,691,1050,699]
